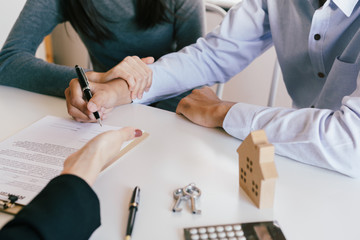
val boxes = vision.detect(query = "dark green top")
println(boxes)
[0,0,205,97]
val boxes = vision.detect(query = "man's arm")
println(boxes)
[135,0,273,105]
[223,96,360,178]
[177,86,360,178]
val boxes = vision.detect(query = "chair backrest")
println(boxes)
[205,3,227,99]
[267,59,281,107]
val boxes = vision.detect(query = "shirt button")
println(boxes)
[314,34,321,40]
[318,72,325,78]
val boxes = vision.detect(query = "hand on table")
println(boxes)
[65,56,154,123]
[176,86,235,128]
[61,127,143,185]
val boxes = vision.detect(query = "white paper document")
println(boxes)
[0,116,134,205]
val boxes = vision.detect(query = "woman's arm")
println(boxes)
[0,0,76,97]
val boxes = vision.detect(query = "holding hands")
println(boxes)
[65,56,154,123]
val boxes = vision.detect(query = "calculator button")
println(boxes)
[238,237,246,240]
[216,226,224,232]
[190,229,198,234]
[218,232,226,238]
[207,227,215,233]
[191,234,200,240]
[233,225,241,231]
[235,231,244,237]
[225,225,233,231]
[226,231,235,237]
[199,228,207,234]
[229,238,237,240]
[200,233,208,239]
[209,233,217,239]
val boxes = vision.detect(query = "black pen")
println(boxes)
[75,65,102,127]
[125,186,140,240]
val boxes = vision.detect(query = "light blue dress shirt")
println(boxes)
[135,0,360,177]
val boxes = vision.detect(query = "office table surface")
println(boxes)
[1,86,360,240]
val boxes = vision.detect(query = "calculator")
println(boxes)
[184,221,286,240]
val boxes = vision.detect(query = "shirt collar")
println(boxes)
[332,0,359,17]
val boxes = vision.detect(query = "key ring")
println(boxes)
[183,183,201,198]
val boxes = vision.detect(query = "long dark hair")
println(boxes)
[62,0,170,43]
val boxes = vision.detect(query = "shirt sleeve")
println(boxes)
[0,0,77,97]
[223,82,360,178]
[0,174,100,240]
[134,0,273,105]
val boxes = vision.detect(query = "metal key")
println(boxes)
[172,188,188,212]
[183,183,202,214]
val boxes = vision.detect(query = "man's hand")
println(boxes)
[98,56,154,100]
[176,87,235,128]
[61,127,143,185]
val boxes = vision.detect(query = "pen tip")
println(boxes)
[125,236,131,240]
[98,119,102,127]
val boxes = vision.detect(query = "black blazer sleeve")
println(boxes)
[0,174,101,240]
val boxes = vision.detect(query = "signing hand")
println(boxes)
[176,87,235,128]
[65,56,154,123]
[65,76,131,123]
[61,127,143,185]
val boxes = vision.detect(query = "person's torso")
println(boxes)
[268,0,360,109]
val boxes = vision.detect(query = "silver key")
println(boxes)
[183,183,202,214]
[172,188,188,212]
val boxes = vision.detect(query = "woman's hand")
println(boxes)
[61,127,143,185]
[65,56,154,123]
[65,77,131,123]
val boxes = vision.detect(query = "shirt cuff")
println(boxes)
[223,102,267,140]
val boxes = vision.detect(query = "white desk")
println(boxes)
[1,85,360,240]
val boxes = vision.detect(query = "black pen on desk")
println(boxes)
[75,65,102,127]
[125,186,140,240]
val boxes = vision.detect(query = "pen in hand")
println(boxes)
[75,65,102,127]
[125,186,140,240]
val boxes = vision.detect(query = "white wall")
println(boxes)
[0,1,26,48]
[0,1,46,60]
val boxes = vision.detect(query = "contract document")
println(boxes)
[0,116,147,206]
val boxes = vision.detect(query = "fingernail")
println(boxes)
[135,129,143,137]
[88,102,97,112]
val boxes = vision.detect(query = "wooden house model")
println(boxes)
[237,130,278,209]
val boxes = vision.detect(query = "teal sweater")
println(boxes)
[0,0,204,98]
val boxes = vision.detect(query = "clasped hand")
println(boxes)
[65,56,154,123]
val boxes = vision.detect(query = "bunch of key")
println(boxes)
[172,183,201,214]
